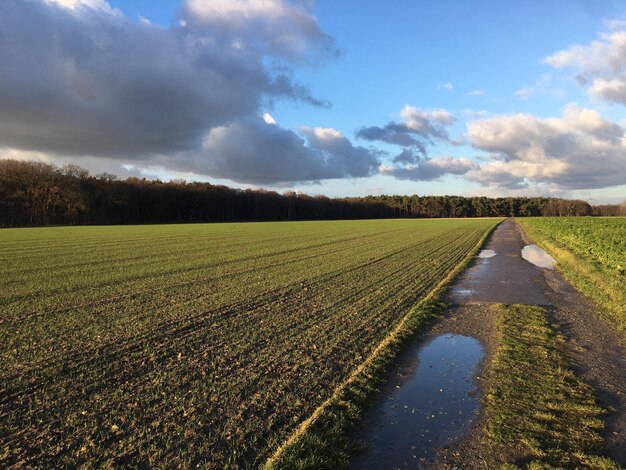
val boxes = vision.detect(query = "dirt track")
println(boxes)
[448,218,626,465]
[352,218,626,467]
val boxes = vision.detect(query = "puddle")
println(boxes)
[477,249,496,258]
[451,288,474,297]
[353,334,484,468]
[521,244,556,269]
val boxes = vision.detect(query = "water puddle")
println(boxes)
[521,244,556,269]
[477,249,496,258]
[451,288,474,298]
[353,334,484,468]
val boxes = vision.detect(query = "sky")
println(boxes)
[2,1,626,203]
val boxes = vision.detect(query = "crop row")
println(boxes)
[0,219,498,467]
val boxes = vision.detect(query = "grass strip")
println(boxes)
[263,219,502,469]
[516,218,626,342]
[485,304,619,469]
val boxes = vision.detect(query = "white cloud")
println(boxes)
[467,183,567,199]
[588,78,626,103]
[44,0,113,11]
[306,127,343,140]
[400,106,455,129]
[0,148,51,163]
[467,90,486,96]
[467,104,626,189]
[437,82,454,90]
[186,0,294,20]
[183,0,335,62]
[544,31,626,72]
[545,29,626,105]
[262,113,277,125]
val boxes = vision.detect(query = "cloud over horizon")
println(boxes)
[467,104,626,190]
[1,1,625,198]
[182,118,379,185]
[0,0,381,185]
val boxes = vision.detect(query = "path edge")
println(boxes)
[262,219,503,469]
[515,218,626,343]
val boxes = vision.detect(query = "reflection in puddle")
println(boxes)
[478,249,496,258]
[452,288,473,297]
[521,244,556,269]
[353,334,484,468]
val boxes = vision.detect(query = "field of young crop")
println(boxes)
[517,217,626,336]
[0,218,498,468]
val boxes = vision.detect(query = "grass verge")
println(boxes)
[484,304,619,469]
[262,220,502,469]
[516,219,626,342]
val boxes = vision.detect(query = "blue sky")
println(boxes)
[2,0,626,202]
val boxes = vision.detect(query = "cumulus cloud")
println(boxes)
[545,29,626,105]
[301,126,381,177]
[381,155,477,181]
[467,104,626,189]
[182,0,336,62]
[181,118,379,185]
[0,0,356,185]
[357,106,474,182]
[357,106,456,156]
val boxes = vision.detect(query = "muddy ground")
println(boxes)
[350,304,499,469]
[351,218,626,468]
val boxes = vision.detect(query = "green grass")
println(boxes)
[0,218,499,468]
[484,304,619,469]
[516,217,626,339]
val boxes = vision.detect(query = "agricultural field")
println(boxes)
[0,218,498,468]
[517,217,626,337]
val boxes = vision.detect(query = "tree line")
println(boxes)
[591,203,626,217]
[0,159,615,228]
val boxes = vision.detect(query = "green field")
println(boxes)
[0,218,498,468]
[517,217,626,338]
